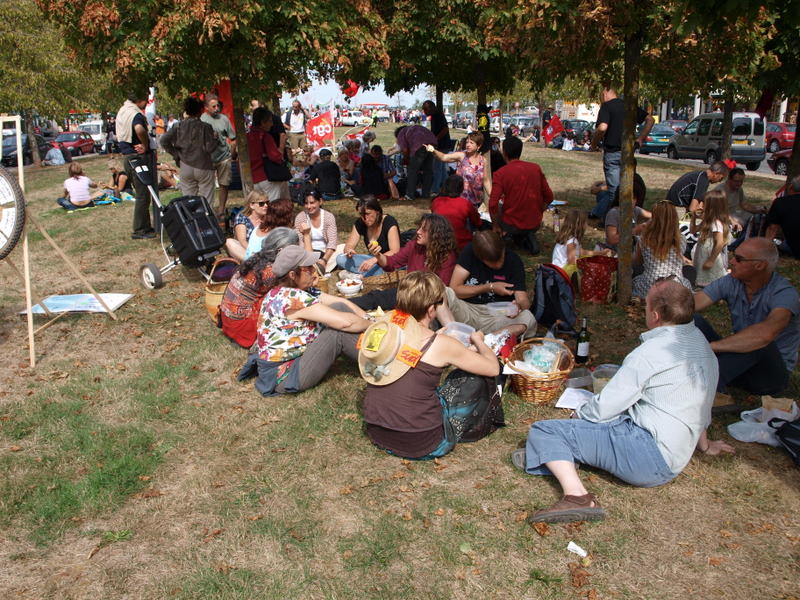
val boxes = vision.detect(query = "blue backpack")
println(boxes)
[532,263,577,335]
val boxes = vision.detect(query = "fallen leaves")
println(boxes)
[530,521,551,537]
[134,488,163,499]
[201,528,224,543]
[568,562,591,588]
[9,445,22,452]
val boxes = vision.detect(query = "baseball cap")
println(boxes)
[319,148,333,158]
[271,245,318,277]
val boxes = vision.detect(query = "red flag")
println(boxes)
[342,79,360,98]
[305,111,334,149]
[345,126,370,140]
[543,114,564,146]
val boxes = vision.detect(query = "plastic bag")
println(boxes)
[727,402,799,447]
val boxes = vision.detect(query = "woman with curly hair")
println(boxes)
[632,201,695,298]
[219,227,300,348]
[245,198,295,259]
[368,213,458,285]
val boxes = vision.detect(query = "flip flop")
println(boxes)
[511,448,526,472]
[527,493,605,524]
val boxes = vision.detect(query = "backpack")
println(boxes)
[438,370,505,443]
[769,418,800,466]
[532,263,577,335]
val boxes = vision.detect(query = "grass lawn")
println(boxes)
[0,123,798,599]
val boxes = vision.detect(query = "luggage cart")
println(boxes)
[128,156,225,289]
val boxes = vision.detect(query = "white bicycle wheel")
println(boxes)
[0,166,26,260]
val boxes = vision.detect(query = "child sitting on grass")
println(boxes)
[551,209,611,277]
[692,189,731,287]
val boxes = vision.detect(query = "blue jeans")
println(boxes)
[525,416,676,487]
[336,253,384,277]
[590,190,614,221]
[430,160,448,196]
[603,150,622,199]
[693,314,789,395]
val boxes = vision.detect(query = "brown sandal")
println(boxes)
[527,493,605,524]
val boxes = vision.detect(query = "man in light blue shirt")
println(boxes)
[694,237,800,395]
[43,145,65,166]
[514,280,732,524]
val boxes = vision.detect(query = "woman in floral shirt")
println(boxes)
[238,246,371,396]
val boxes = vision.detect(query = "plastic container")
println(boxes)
[443,322,475,347]
[592,364,620,394]
[485,301,517,317]
[336,278,363,296]
[566,367,593,389]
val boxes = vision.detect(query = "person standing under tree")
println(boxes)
[201,93,237,221]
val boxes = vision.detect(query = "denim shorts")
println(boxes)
[525,416,676,488]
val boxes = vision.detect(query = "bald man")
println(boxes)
[516,280,729,524]
[694,238,800,395]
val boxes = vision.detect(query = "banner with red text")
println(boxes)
[306,111,335,149]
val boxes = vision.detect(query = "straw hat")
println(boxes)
[358,310,425,386]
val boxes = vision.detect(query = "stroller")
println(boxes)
[128,156,225,289]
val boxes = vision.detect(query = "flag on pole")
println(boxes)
[306,111,335,149]
[345,126,370,140]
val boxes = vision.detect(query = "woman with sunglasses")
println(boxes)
[225,189,270,262]
[337,196,400,276]
[244,198,295,260]
[238,245,372,396]
[632,201,695,298]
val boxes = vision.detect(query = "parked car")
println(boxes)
[661,119,688,133]
[765,122,796,153]
[454,111,473,129]
[551,119,592,148]
[666,111,765,171]
[54,131,96,156]
[767,148,792,176]
[77,120,105,152]
[638,123,676,154]
[339,110,372,127]
[1,133,52,166]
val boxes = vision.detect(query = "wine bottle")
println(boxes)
[575,317,590,364]
[553,208,561,233]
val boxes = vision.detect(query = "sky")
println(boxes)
[279,79,430,109]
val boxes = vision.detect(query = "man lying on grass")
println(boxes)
[513,279,733,524]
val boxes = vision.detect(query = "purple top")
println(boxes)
[397,125,438,155]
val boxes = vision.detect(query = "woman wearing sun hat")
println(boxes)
[238,245,372,395]
[359,271,500,459]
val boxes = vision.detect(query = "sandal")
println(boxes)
[511,448,527,472]
[527,493,605,524]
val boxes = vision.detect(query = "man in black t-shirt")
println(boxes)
[590,87,654,209]
[766,176,800,259]
[666,162,728,215]
[308,149,341,199]
[442,230,536,337]
[423,100,451,196]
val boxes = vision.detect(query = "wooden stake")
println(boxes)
[22,234,35,367]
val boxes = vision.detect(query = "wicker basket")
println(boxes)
[204,258,238,323]
[361,269,407,293]
[506,337,575,405]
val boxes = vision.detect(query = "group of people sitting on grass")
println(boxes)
[214,167,798,523]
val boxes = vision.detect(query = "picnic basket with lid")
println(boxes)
[506,337,574,404]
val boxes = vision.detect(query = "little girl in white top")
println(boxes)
[551,209,611,276]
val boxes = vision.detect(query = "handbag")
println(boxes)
[264,156,291,182]
[438,369,505,443]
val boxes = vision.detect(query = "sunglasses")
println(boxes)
[252,201,269,207]
[730,253,765,263]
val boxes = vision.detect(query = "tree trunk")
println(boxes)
[618,24,644,306]
[230,79,253,194]
[25,113,42,167]
[476,81,487,107]
[271,93,281,115]
[435,86,444,110]
[786,124,800,185]
[720,87,734,161]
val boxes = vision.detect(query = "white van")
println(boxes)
[666,112,765,171]
[77,120,104,151]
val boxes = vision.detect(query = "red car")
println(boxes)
[767,148,792,176]
[52,131,95,156]
[660,119,687,133]
[766,122,795,153]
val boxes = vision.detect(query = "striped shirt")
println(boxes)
[294,209,338,251]
[577,322,718,474]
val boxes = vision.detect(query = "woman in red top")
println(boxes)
[369,214,458,285]
[431,174,482,250]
